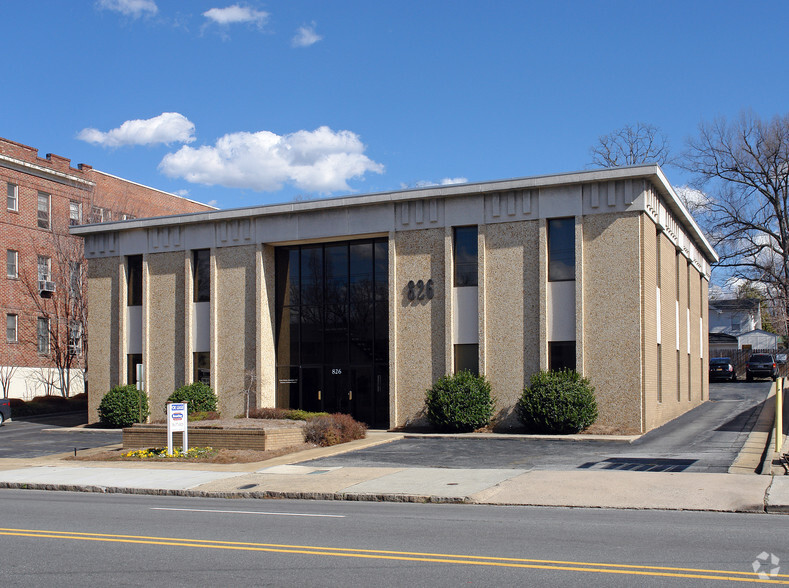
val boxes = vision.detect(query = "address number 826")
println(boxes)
[407,279,434,301]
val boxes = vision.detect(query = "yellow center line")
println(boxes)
[0,527,785,584]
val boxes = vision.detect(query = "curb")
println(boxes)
[729,387,775,475]
[402,433,639,443]
[0,481,777,513]
[0,482,468,504]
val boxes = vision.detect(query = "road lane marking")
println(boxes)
[0,527,785,584]
[150,507,345,518]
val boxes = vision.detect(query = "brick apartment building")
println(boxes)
[1,137,214,399]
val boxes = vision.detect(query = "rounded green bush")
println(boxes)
[167,382,217,414]
[517,370,598,434]
[425,370,494,432]
[98,385,149,428]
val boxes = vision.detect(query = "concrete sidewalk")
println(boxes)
[0,431,787,514]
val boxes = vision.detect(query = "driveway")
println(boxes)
[0,412,121,459]
[304,381,771,473]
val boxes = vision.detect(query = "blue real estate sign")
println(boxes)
[166,402,188,455]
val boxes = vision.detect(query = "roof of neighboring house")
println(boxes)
[738,329,779,339]
[709,332,738,343]
[709,298,761,313]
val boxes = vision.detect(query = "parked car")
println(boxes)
[709,357,736,382]
[0,397,9,425]
[746,353,778,381]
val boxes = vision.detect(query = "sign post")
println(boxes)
[166,401,188,456]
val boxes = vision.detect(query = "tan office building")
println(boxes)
[73,165,717,434]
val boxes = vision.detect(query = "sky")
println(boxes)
[4,1,789,212]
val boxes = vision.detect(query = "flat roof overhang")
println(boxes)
[71,164,718,264]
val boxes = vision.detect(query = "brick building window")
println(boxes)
[91,206,112,223]
[69,201,81,226]
[69,262,81,298]
[6,314,17,343]
[69,322,82,357]
[6,250,18,278]
[7,183,18,211]
[37,317,49,354]
[38,193,51,229]
[38,255,51,282]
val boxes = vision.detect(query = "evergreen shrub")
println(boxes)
[516,370,598,434]
[425,370,494,432]
[168,382,217,414]
[98,385,149,428]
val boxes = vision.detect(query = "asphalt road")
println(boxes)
[306,381,772,473]
[0,489,786,587]
[0,412,121,458]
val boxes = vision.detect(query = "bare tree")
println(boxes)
[0,365,18,399]
[683,110,789,338]
[590,122,673,168]
[242,369,258,418]
[18,223,87,397]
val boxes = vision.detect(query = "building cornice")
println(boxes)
[0,153,95,188]
[72,165,718,268]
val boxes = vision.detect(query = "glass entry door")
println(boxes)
[276,238,389,428]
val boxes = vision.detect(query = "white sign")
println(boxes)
[166,401,188,455]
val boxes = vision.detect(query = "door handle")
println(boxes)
[318,390,321,400]
[349,390,352,400]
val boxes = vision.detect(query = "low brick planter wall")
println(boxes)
[123,424,304,451]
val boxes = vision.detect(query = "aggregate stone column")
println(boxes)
[393,228,446,428]
[213,245,257,417]
[482,221,539,427]
[144,251,186,418]
[86,256,121,423]
[583,212,643,433]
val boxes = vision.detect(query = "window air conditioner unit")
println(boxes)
[39,280,56,294]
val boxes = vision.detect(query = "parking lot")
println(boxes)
[305,381,772,473]
[0,413,121,459]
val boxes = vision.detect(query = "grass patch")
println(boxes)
[247,407,329,421]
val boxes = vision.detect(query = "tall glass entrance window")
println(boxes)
[275,238,389,428]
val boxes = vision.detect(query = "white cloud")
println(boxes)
[410,177,469,188]
[206,199,219,207]
[292,23,322,47]
[77,113,196,148]
[159,126,384,193]
[203,4,268,27]
[675,185,711,214]
[98,0,158,18]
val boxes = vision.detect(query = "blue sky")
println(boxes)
[4,1,789,210]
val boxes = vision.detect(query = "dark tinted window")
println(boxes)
[454,344,479,375]
[194,352,210,384]
[750,354,773,362]
[193,249,210,303]
[549,341,576,371]
[454,226,478,287]
[548,218,575,281]
[127,255,143,306]
[710,358,730,365]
